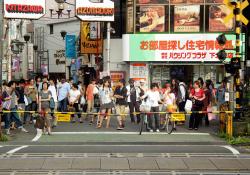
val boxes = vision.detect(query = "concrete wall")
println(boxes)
[44,20,80,75]
[103,38,129,80]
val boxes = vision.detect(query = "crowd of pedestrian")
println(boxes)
[0,75,228,135]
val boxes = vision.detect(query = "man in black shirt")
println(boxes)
[114,79,127,130]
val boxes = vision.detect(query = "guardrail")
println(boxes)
[0,110,235,137]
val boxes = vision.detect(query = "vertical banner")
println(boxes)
[126,0,134,33]
[174,5,200,32]
[12,55,20,72]
[28,43,34,71]
[209,5,234,32]
[65,35,76,59]
[139,6,165,32]
[80,22,103,54]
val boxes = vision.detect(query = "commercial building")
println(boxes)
[121,0,247,87]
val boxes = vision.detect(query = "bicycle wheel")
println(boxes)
[166,116,175,134]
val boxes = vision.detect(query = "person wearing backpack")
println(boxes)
[177,80,188,112]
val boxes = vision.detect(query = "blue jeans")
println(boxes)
[58,98,68,112]
[4,107,23,129]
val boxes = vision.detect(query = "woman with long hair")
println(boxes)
[97,79,114,128]
[189,81,205,130]
[38,82,52,135]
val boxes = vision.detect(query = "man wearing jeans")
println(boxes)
[58,78,71,112]
[3,81,28,135]
[140,83,162,132]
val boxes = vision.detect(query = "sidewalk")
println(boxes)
[0,156,249,171]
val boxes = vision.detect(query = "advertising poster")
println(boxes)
[80,22,103,54]
[174,5,200,32]
[139,6,165,32]
[130,63,149,87]
[209,5,234,32]
[206,0,223,3]
[137,0,169,4]
[170,0,187,4]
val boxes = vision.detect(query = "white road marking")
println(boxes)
[6,145,28,154]
[221,145,240,155]
[0,146,3,148]
[52,132,209,135]
[31,129,43,142]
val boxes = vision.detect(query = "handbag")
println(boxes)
[2,100,11,110]
[184,99,193,112]
[140,104,151,113]
[207,106,217,121]
[194,99,204,108]
[49,97,55,109]
[80,96,86,105]
[24,95,32,106]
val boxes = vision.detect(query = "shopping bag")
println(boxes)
[2,100,11,110]
[207,106,217,121]
[184,99,193,112]
[140,104,151,113]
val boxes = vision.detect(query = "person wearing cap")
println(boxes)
[126,78,141,124]
[114,79,128,130]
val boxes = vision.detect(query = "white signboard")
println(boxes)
[76,0,114,21]
[4,0,46,19]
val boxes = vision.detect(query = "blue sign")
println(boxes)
[65,35,76,59]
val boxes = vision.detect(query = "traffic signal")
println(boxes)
[216,33,241,75]
[216,34,227,62]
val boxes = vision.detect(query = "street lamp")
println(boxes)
[60,30,67,40]
[50,0,73,19]
[10,39,25,54]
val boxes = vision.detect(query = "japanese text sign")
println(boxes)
[4,0,45,19]
[123,34,245,62]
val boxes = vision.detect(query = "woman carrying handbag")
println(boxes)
[188,81,205,130]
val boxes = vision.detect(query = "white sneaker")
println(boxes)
[156,129,160,132]
[5,129,10,135]
[149,129,153,132]
[21,127,29,133]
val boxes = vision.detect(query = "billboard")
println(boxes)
[80,22,103,54]
[138,6,165,32]
[122,34,245,62]
[209,5,234,32]
[174,5,200,32]
[4,0,45,19]
[76,0,114,21]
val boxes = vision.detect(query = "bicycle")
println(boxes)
[161,112,185,134]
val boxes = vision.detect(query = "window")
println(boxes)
[49,24,54,34]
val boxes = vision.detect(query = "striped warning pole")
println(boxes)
[234,1,242,120]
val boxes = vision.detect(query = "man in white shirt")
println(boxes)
[58,78,71,112]
[141,83,163,132]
